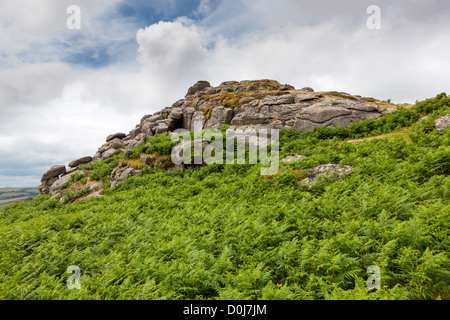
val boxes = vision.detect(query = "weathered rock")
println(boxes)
[68,156,93,168]
[293,97,381,132]
[64,167,79,175]
[301,164,354,184]
[110,167,139,188]
[282,155,306,163]
[435,114,450,132]
[41,165,66,182]
[126,133,147,151]
[261,94,295,106]
[129,126,142,139]
[97,142,110,154]
[89,182,103,191]
[220,81,239,86]
[38,184,49,194]
[101,148,117,160]
[46,177,59,187]
[167,107,184,131]
[110,139,126,150]
[154,122,169,135]
[145,114,164,124]
[279,84,295,91]
[186,81,211,97]
[49,171,78,195]
[299,87,315,92]
[106,132,126,142]
[206,107,234,128]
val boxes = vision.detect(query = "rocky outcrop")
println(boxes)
[39,79,390,196]
[435,114,450,132]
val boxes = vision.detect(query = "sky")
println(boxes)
[0,0,449,188]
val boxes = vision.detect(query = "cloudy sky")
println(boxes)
[0,0,449,187]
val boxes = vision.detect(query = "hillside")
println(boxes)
[0,85,448,300]
[0,188,39,209]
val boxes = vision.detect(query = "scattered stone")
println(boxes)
[435,114,450,132]
[301,164,354,184]
[282,155,306,163]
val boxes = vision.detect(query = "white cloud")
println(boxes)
[136,0,450,102]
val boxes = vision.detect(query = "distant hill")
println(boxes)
[0,188,39,208]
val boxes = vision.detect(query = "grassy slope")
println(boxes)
[0,94,448,300]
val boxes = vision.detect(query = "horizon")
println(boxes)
[1,0,449,188]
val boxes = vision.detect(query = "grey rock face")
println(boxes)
[186,81,211,97]
[154,122,169,135]
[126,133,147,151]
[68,156,93,168]
[279,84,296,91]
[206,107,234,128]
[435,114,450,132]
[167,107,184,131]
[41,165,66,182]
[110,139,126,150]
[129,127,142,139]
[299,87,315,92]
[46,177,59,187]
[49,171,79,195]
[293,97,381,132]
[106,132,126,142]
[101,148,117,160]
